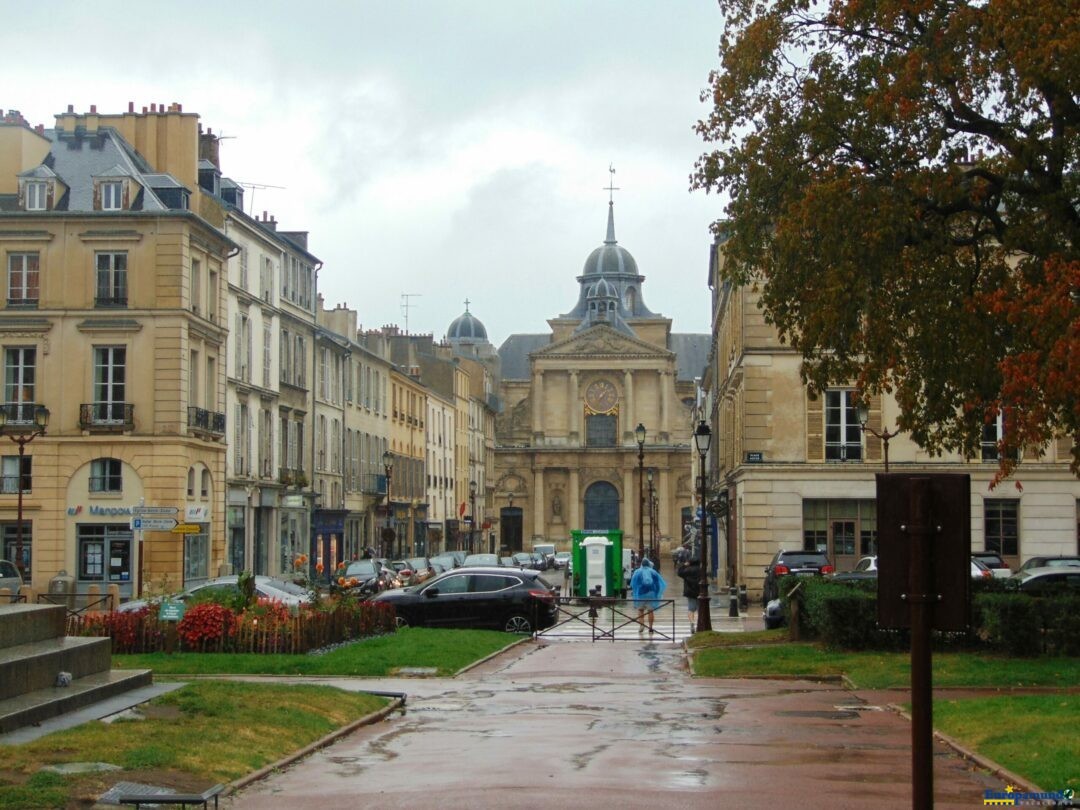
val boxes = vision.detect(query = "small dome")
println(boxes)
[588,278,617,299]
[447,304,488,343]
[582,243,639,278]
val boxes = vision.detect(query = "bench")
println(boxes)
[116,783,224,809]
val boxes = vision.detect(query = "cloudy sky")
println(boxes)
[10,1,726,346]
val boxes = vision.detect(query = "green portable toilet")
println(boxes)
[570,530,624,597]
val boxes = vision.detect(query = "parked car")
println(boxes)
[370,566,559,632]
[553,552,572,570]
[1017,555,1080,573]
[971,558,994,580]
[430,554,459,571]
[463,553,501,567]
[0,559,23,599]
[531,552,551,571]
[448,551,468,567]
[405,557,437,585]
[971,552,1012,578]
[761,550,834,605]
[830,555,878,584]
[338,559,393,595]
[119,575,311,613]
[500,556,517,568]
[511,552,534,569]
[1007,566,1080,595]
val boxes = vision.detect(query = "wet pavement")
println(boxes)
[223,638,1000,809]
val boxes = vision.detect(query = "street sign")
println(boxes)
[159,600,185,621]
[132,506,179,516]
[131,517,177,531]
[171,524,201,534]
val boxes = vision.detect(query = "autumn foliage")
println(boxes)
[693,0,1079,480]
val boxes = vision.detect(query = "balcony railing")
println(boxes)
[0,475,28,495]
[187,406,226,435]
[94,294,128,308]
[0,402,46,425]
[360,473,388,495]
[80,402,134,430]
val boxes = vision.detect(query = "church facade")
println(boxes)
[492,201,709,559]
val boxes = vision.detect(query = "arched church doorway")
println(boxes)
[584,481,620,531]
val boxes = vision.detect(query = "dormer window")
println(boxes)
[25,182,47,211]
[101,181,123,211]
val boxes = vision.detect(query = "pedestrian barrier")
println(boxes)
[537,595,677,642]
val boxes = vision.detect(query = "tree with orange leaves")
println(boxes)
[692,0,1079,481]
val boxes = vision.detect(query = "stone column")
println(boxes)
[569,370,579,440]
[533,466,545,541]
[621,465,634,543]
[569,467,581,530]
[659,467,672,553]
[623,369,633,439]
[659,370,670,437]
[532,369,544,442]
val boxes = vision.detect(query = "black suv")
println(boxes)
[761,550,834,605]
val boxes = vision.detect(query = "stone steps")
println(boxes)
[0,603,153,735]
[0,667,153,734]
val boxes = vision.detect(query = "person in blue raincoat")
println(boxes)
[630,557,666,634]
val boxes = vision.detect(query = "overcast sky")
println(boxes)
[9,1,725,346]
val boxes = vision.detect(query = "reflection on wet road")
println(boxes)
[225,640,998,809]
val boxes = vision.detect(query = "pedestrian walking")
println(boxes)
[629,557,666,634]
[677,557,701,632]
[673,541,691,569]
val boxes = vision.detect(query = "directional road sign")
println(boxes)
[131,517,177,531]
[132,506,179,516]
[171,524,201,534]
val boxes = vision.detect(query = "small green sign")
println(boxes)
[159,600,186,622]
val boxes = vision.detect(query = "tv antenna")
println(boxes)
[237,181,286,215]
[401,294,422,334]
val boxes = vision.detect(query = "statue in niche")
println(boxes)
[551,492,563,522]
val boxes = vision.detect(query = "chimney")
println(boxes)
[89,104,97,113]
[199,126,221,169]
[67,104,74,113]
[128,101,135,113]
[150,103,157,113]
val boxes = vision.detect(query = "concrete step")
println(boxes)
[0,636,112,700]
[0,667,152,735]
[0,604,66,650]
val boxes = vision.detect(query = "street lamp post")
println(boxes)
[693,420,712,633]
[0,404,49,578]
[382,450,394,558]
[469,480,477,554]
[634,423,646,564]
[646,467,655,564]
[856,402,900,472]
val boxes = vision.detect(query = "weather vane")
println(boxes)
[605,164,620,203]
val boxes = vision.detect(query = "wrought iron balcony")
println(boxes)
[360,473,388,495]
[187,406,226,435]
[79,402,134,430]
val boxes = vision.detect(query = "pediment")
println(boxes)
[532,324,672,360]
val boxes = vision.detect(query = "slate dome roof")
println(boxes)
[447,305,488,343]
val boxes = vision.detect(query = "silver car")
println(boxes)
[0,559,22,599]
[118,575,310,612]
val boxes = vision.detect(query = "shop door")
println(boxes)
[831,520,857,572]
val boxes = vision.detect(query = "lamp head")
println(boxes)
[634,422,646,447]
[382,450,394,471]
[693,420,711,455]
[469,480,477,497]
[856,401,870,426]
[646,467,655,484]
[34,405,49,431]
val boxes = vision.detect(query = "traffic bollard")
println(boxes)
[728,585,739,617]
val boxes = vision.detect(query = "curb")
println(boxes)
[885,703,1044,794]
[452,635,535,677]
[224,695,406,797]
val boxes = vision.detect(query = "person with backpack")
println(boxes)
[677,556,702,632]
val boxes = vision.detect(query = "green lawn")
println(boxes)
[113,626,521,677]
[691,641,1080,688]
[932,695,1079,793]
[0,681,387,810]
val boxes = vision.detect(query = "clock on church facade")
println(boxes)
[585,379,618,412]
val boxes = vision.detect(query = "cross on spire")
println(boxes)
[604,164,620,203]
[464,298,471,312]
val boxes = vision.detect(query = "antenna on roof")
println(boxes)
[236,181,286,215]
[401,293,422,334]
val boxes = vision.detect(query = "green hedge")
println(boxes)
[780,576,1080,656]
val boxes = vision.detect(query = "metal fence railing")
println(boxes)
[537,596,677,643]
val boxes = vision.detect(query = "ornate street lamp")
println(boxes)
[0,404,49,578]
[856,401,899,472]
[382,450,394,558]
[693,420,712,632]
[634,423,646,564]
[646,467,656,564]
[469,480,478,554]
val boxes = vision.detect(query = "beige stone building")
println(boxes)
[703,236,1080,601]
[494,202,710,557]
[0,105,233,595]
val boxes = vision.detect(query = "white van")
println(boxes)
[533,543,557,565]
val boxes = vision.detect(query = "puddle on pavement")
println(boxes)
[775,709,861,720]
[571,742,612,770]
[667,768,708,788]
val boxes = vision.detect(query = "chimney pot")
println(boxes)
[128,101,135,113]
[67,104,74,113]
[89,104,97,113]
[142,106,148,113]
[150,103,156,112]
